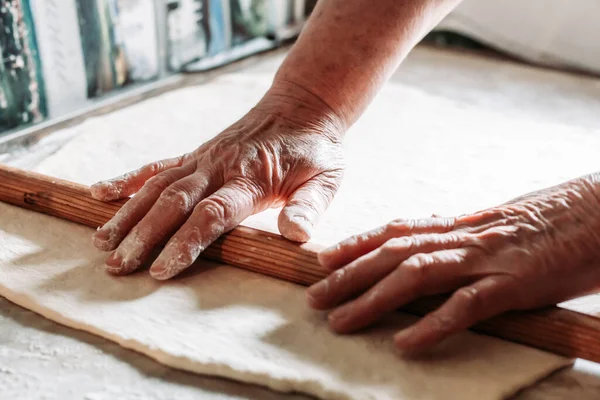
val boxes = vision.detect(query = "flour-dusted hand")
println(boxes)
[92,0,465,281]
[307,174,600,354]
[90,83,345,280]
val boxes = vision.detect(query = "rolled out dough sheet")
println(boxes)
[4,71,599,399]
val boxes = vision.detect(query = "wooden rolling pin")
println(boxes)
[2,163,600,363]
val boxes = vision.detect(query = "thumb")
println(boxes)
[278,170,343,242]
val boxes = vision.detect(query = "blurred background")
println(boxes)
[0,0,598,136]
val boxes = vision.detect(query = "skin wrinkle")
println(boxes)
[259,88,346,140]
[575,180,600,256]
[88,0,600,353]
[310,168,600,352]
[92,87,349,272]
[256,145,276,192]
[159,187,194,213]
[269,79,346,132]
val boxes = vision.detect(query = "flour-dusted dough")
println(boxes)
[0,204,571,400]
[4,70,599,399]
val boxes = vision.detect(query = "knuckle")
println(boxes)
[147,161,163,175]
[386,219,414,235]
[454,286,481,312]
[159,186,193,210]
[441,217,457,230]
[442,231,461,246]
[401,253,433,281]
[461,232,494,256]
[180,153,192,164]
[355,227,384,246]
[425,312,456,334]
[199,197,228,222]
[146,174,173,191]
[381,237,412,256]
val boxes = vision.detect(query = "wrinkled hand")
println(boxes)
[90,85,345,280]
[307,175,600,355]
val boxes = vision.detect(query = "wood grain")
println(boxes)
[2,163,600,363]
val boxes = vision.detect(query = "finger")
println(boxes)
[307,232,470,310]
[318,217,456,271]
[93,164,196,251]
[278,170,343,242]
[104,172,214,275]
[394,275,519,354]
[90,155,186,201]
[327,249,475,334]
[149,179,261,280]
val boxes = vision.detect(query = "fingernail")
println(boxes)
[92,230,111,251]
[105,252,124,273]
[149,245,176,279]
[150,241,196,280]
[93,230,107,243]
[394,330,424,358]
[328,307,348,324]
[307,280,329,303]
[306,279,329,306]
[94,228,109,240]
[93,220,121,251]
[150,257,185,280]
[149,262,166,278]
[394,328,417,349]
[105,231,145,274]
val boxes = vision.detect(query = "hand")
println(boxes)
[90,83,345,280]
[307,175,600,355]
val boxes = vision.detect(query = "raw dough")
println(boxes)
[4,71,598,399]
[0,202,571,400]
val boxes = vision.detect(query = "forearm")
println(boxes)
[269,0,462,130]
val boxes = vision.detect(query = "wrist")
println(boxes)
[253,79,347,142]
[574,173,600,201]
[565,173,600,235]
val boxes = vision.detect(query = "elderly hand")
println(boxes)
[307,174,600,355]
[90,83,345,280]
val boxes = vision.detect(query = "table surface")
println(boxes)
[2,45,600,399]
